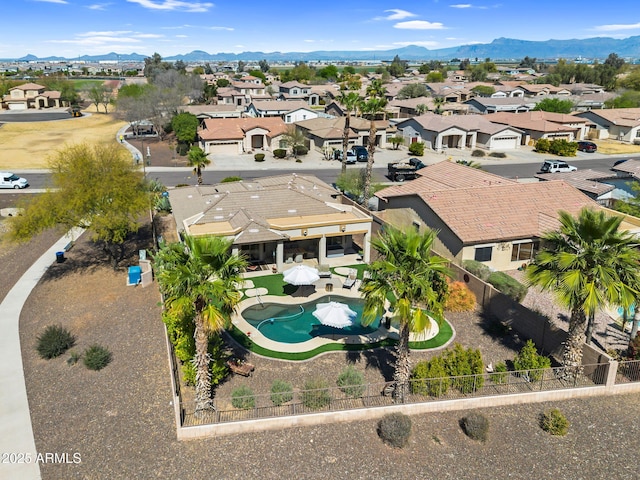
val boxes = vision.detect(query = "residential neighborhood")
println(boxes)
[3,18,640,479]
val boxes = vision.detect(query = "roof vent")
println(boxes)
[213,215,224,220]
[250,195,259,199]
[187,195,193,199]
[248,228,260,233]
[288,209,297,213]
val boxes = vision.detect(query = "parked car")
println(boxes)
[333,149,357,164]
[539,161,577,173]
[0,172,28,189]
[387,158,426,182]
[351,146,369,162]
[577,141,597,153]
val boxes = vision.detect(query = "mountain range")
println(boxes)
[5,36,640,63]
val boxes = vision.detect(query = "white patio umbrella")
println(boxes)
[313,301,357,329]
[282,265,320,286]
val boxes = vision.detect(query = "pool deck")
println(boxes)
[232,271,440,355]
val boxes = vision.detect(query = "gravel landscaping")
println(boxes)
[2,201,638,479]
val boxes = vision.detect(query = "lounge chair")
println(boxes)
[342,269,357,289]
[318,264,332,278]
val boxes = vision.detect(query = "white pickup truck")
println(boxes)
[0,172,29,189]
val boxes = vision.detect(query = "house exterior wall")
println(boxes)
[285,109,319,123]
[460,240,535,271]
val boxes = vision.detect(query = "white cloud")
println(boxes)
[87,3,111,10]
[595,22,640,31]
[394,21,446,30]
[304,39,315,43]
[450,4,472,8]
[126,0,214,13]
[380,9,416,20]
[175,34,188,38]
[134,33,164,38]
[77,30,133,37]
[209,26,234,31]
[34,0,68,3]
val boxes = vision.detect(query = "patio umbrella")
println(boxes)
[282,265,320,286]
[313,301,357,329]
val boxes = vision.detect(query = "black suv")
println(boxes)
[577,141,597,153]
[351,146,369,161]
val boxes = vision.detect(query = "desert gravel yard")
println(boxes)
[3,209,638,479]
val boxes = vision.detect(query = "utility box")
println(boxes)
[127,266,142,286]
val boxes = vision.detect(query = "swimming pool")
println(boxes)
[242,296,382,343]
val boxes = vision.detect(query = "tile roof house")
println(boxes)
[575,108,640,144]
[2,82,63,110]
[198,117,288,155]
[295,116,393,153]
[168,174,372,270]
[374,161,635,271]
[396,113,523,152]
[484,111,588,144]
[465,96,537,114]
[275,81,321,106]
[245,100,309,119]
[534,169,619,206]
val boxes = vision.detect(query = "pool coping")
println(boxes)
[231,286,439,354]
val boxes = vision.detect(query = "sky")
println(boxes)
[2,0,640,58]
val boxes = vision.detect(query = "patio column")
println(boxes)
[276,241,284,272]
[232,246,239,257]
[318,235,327,265]
[363,231,371,263]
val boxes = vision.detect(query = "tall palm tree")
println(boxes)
[155,235,247,415]
[526,208,640,375]
[187,145,211,185]
[361,226,450,402]
[338,91,362,175]
[360,97,387,205]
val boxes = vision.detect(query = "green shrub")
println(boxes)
[513,339,551,381]
[378,413,412,448]
[460,412,489,442]
[549,139,578,157]
[336,365,366,398]
[270,380,294,406]
[471,149,486,157]
[408,142,425,156]
[540,408,569,436]
[444,281,476,312]
[293,145,308,155]
[254,153,265,162]
[221,176,242,183]
[273,148,287,158]
[535,138,551,153]
[489,151,507,158]
[66,351,81,366]
[302,378,331,409]
[182,362,196,386]
[36,325,76,359]
[83,344,112,371]
[154,196,172,213]
[462,260,492,281]
[487,271,528,301]
[296,158,302,163]
[444,344,485,393]
[176,142,189,156]
[411,356,449,397]
[231,386,255,410]
[489,361,509,384]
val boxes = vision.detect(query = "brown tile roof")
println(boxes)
[296,116,389,139]
[611,158,640,179]
[250,100,309,112]
[10,82,45,91]
[484,111,583,133]
[580,108,640,127]
[376,161,599,243]
[199,117,287,141]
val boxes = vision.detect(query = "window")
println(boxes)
[474,246,492,262]
[511,242,534,262]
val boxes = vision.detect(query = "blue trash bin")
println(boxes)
[128,266,142,285]
[56,251,65,263]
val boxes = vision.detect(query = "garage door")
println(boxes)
[490,136,518,150]
[209,142,240,155]
[8,103,27,110]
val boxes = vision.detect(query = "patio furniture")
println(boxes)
[342,269,357,289]
[226,359,255,377]
[294,254,303,263]
[318,264,332,278]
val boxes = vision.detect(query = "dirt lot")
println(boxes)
[0,108,126,169]
[1,192,638,480]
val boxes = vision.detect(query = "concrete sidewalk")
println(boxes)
[0,228,82,480]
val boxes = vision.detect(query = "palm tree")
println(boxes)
[360,97,387,205]
[154,235,247,415]
[433,96,445,114]
[338,91,362,175]
[526,208,640,375]
[361,226,450,402]
[187,146,211,185]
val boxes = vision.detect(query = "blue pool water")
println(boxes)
[242,296,382,343]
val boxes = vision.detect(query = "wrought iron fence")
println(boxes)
[181,363,609,427]
[615,360,640,384]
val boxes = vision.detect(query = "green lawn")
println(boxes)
[247,273,298,296]
[72,79,106,90]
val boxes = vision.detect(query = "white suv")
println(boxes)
[539,161,577,173]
